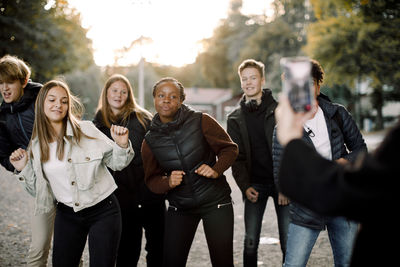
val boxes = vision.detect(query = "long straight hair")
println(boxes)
[31,80,86,162]
[96,74,152,129]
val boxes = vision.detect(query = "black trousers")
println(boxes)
[53,194,122,267]
[116,201,166,267]
[162,201,234,267]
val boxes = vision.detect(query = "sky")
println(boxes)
[64,0,274,67]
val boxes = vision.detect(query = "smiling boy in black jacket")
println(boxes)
[227,59,290,266]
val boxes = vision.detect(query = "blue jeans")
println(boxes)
[243,184,291,267]
[284,217,358,267]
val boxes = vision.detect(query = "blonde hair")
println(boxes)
[96,74,152,129]
[31,80,87,162]
[0,55,31,84]
[238,59,265,78]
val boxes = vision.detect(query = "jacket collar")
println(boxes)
[0,81,41,113]
[232,88,276,117]
[317,93,338,118]
[30,120,74,156]
[150,104,195,133]
[65,120,74,137]
[240,88,274,106]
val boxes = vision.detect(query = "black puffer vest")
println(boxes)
[145,105,231,210]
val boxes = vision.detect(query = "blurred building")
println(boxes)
[184,87,241,121]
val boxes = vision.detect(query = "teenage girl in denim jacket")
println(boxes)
[10,80,134,267]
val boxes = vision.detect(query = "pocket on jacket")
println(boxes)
[72,149,103,190]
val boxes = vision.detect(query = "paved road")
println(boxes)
[0,130,385,266]
[0,168,333,267]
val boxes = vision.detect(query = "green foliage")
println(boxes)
[193,0,312,95]
[196,0,259,90]
[153,63,212,89]
[234,0,312,94]
[0,0,94,83]
[238,18,303,94]
[305,0,400,129]
[305,15,366,86]
[321,84,355,111]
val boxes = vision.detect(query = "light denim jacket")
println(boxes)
[16,120,134,215]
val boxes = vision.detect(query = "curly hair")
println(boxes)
[310,59,324,86]
[152,77,186,101]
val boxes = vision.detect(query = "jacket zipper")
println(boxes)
[169,205,178,211]
[17,113,30,144]
[170,132,198,204]
[217,201,233,208]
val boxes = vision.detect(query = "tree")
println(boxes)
[305,0,400,129]
[153,63,212,89]
[238,18,302,94]
[0,0,93,82]
[196,0,259,90]
[237,0,313,94]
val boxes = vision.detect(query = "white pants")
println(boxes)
[0,164,55,266]
[27,207,56,267]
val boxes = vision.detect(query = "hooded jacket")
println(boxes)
[0,81,42,170]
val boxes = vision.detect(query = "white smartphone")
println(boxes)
[280,57,314,112]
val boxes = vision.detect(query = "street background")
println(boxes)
[2,0,399,266]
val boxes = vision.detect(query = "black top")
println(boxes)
[93,111,164,210]
[241,93,274,185]
[0,81,42,170]
[278,120,399,266]
[227,88,277,195]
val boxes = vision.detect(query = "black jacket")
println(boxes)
[227,89,277,195]
[145,105,231,210]
[273,94,367,230]
[93,111,164,210]
[278,119,400,266]
[0,81,42,171]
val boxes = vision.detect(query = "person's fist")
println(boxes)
[245,187,259,203]
[195,164,218,178]
[110,125,129,148]
[169,170,185,188]
[10,148,28,171]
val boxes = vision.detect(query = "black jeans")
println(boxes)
[53,194,122,267]
[116,201,166,267]
[162,201,234,267]
[243,184,291,267]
